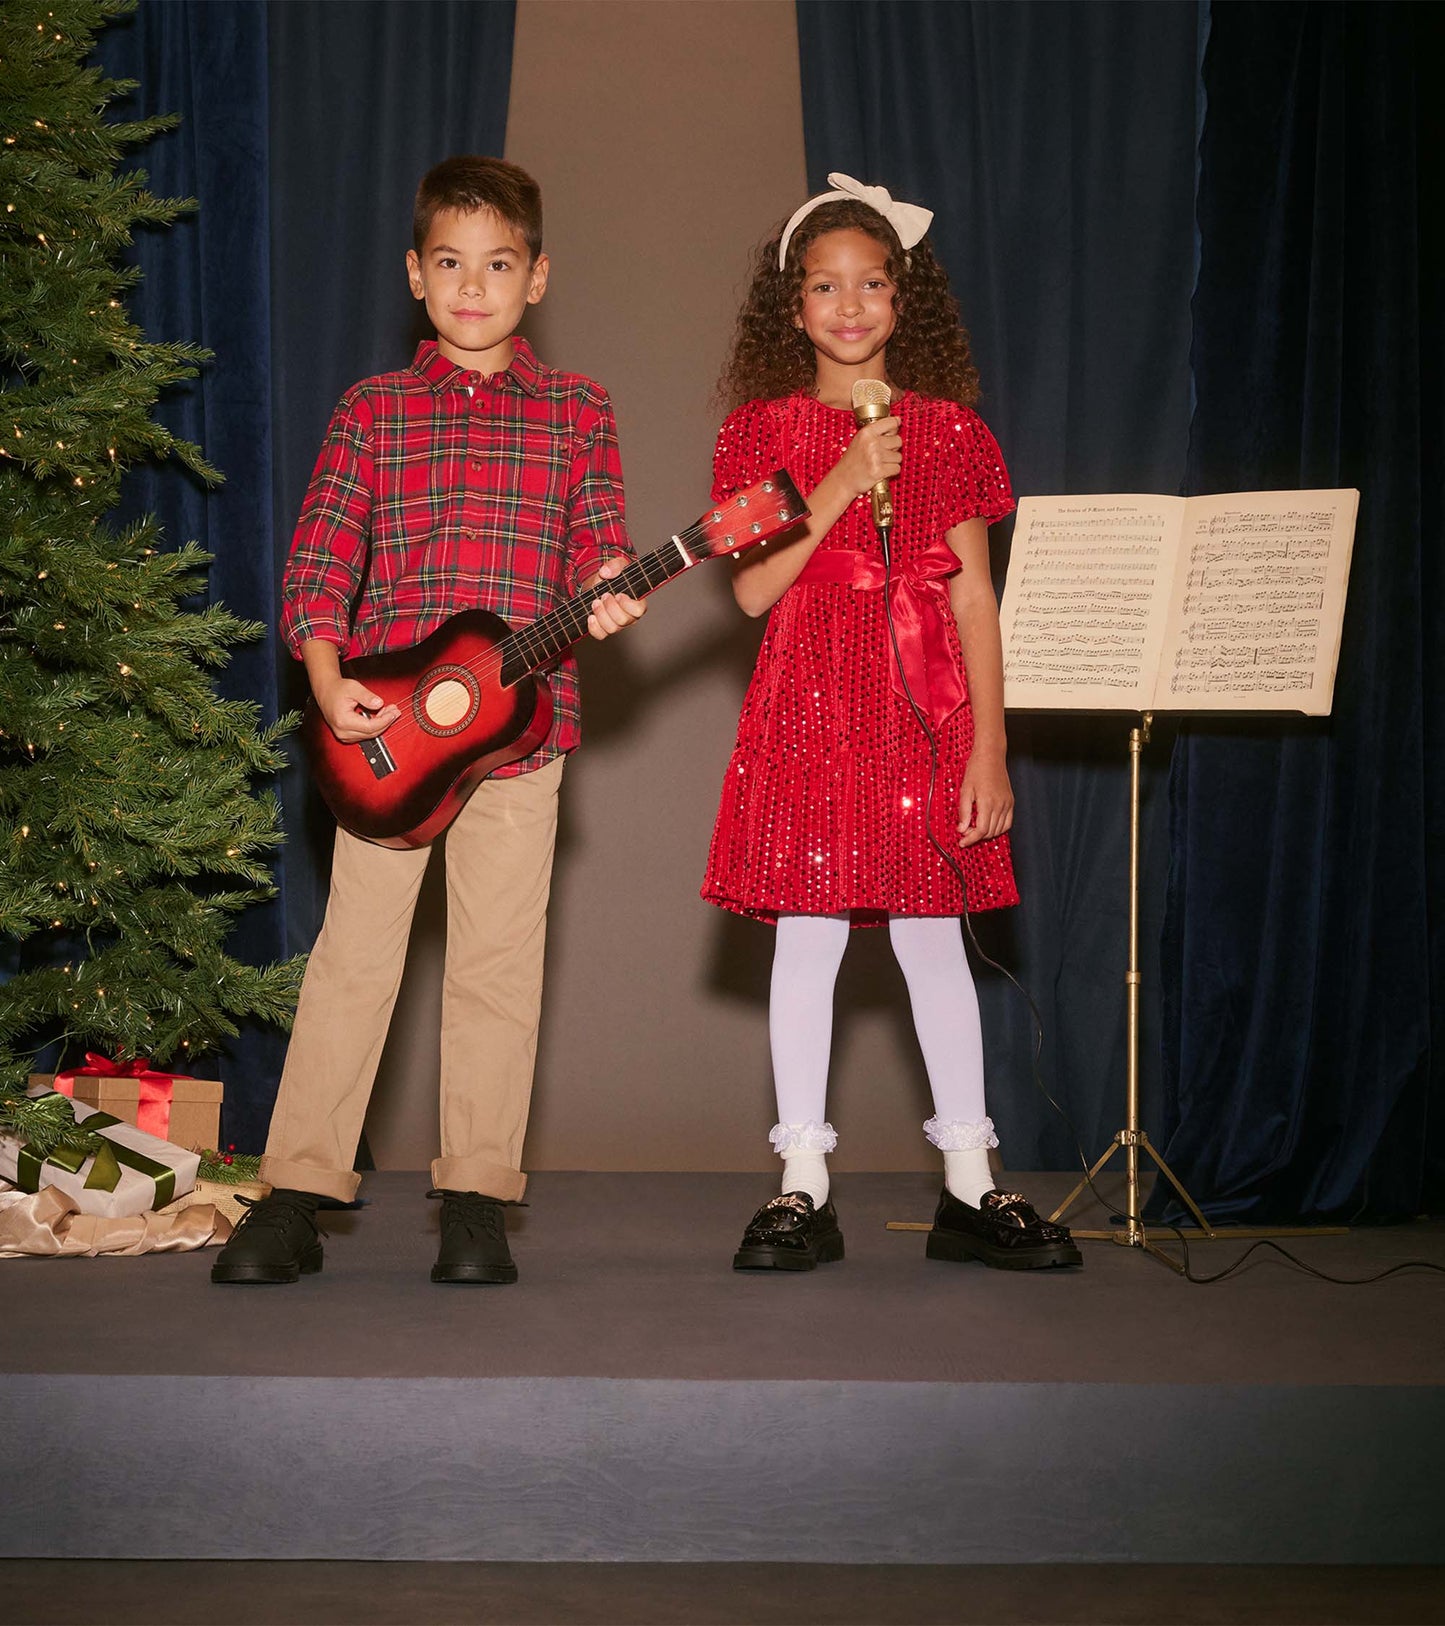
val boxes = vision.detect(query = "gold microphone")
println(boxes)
[851,377,894,531]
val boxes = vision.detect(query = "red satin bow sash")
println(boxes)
[795,542,966,729]
[53,1053,181,1139]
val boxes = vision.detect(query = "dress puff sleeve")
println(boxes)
[940,405,1016,532]
[712,399,780,505]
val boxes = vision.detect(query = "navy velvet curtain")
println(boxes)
[795,0,1202,1167]
[93,1,515,1148]
[1156,2,1445,1222]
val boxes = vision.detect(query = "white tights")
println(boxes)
[769,913,998,1206]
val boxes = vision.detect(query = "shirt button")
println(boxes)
[470,459,485,472]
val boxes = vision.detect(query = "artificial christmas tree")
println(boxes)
[0,0,302,1108]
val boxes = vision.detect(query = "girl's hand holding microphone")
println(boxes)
[835,414,901,498]
[731,413,902,617]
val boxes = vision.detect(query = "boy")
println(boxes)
[213,156,644,1286]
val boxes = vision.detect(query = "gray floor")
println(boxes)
[8,1171,1445,1385]
[7,1173,1445,1575]
[2,1560,1444,1624]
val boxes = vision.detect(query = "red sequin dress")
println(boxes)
[702,392,1019,924]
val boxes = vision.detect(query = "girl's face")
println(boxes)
[796,228,898,374]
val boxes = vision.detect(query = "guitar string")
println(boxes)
[348,490,791,752]
[361,534,696,750]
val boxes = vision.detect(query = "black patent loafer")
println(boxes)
[211,1189,324,1284]
[926,1188,1083,1270]
[430,1189,518,1284]
[732,1191,844,1271]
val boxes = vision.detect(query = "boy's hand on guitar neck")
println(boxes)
[302,639,401,744]
[583,555,648,640]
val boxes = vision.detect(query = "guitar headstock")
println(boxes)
[685,471,807,563]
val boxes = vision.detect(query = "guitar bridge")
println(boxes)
[360,736,397,780]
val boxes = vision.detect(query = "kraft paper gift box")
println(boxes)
[30,1059,223,1151]
[0,1092,200,1219]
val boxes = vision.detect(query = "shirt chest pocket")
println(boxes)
[460,419,573,525]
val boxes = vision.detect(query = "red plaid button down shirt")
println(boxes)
[280,337,633,776]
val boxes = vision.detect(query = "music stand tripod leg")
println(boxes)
[1048,1136,1123,1226]
[1138,1133,1215,1237]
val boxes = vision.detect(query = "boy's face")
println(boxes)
[406,206,548,371]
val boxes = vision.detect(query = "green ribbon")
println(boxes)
[15,1105,177,1207]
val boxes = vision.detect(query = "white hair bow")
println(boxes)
[777,172,934,270]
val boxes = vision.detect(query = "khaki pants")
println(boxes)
[259,756,564,1203]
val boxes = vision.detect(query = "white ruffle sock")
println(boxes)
[888,915,999,1206]
[769,913,851,1205]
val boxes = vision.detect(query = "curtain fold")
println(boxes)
[1156,1,1444,1222]
[92,1,282,1152]
[795,0,1201,1167]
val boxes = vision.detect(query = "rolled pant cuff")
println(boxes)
[430,1157,527,1203]
[257,1155,361,1205]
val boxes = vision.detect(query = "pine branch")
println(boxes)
[0,1088,104,1164]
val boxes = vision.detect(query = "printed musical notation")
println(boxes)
[998,489,1358,714]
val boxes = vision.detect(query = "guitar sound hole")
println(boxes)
[415,665,480,737]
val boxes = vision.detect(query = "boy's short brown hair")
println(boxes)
[413,156,543,261]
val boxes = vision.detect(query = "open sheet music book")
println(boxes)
[998,489,1359,714]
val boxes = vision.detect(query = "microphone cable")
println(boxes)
[872,511,1444,1287]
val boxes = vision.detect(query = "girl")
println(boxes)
[704,174,1080,1274]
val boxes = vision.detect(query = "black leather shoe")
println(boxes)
[926,1188,1082,1270]
[732,1192,844,1271]
[211,1188,324,1284]
[430,1189,518,1284]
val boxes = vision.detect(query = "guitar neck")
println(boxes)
[497,472,805,684]
[498,533,701,684]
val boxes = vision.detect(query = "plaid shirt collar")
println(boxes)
[408,335,544,397]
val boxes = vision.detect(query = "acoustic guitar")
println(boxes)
[302,471,807,847]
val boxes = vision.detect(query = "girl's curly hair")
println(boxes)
[717,198,981,412]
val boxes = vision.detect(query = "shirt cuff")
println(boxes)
[570,524,635,593]
[281,602,352,660]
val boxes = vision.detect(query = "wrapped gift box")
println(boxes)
[30,1065,222,1151]
[0,1092,200,1218]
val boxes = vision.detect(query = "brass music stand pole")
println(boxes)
[1043,714,1208,1271]
[1045,712,1347,1269]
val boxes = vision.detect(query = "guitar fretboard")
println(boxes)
[498,529,705,684]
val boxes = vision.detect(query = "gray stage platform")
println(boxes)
[4,1172,1443,1563]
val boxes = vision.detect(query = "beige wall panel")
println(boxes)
[366,0,940,1175]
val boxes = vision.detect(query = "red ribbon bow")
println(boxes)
[795,541,967,729]
[53,1052,183,1140]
